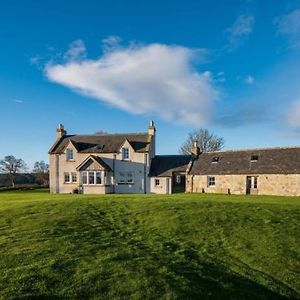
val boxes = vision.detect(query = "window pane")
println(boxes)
[71,172,77,183]
[127,172,133,183]
[66,149,74,160]
[208,176,215,187]
[253,177,258,188]
[82,172,87,184]
[119,172,125,183]
[122,148,129,159]
[96,172,102,184]
[89,171,95,184]
[155,179,160,186]
[64,172,70,183]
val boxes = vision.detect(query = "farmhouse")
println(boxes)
[187,147,300,196]
[49,123,300,196]
[49,122,188,194]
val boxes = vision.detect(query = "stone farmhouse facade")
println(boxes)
[186,147,300,196]
[49,122,156,194]
[49,123,300,196]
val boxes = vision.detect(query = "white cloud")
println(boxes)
[226,14,255,50]
[64,40,87,61]
[275,8,300,47]
[287,100,300,127]
[244,75,254,84]
[45,40,218,125]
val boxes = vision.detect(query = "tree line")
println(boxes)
[0,156,49,188]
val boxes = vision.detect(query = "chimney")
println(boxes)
[56,124,67,139]
[191,141,201,159]
[148,120,156,136]
[148,121,156,157]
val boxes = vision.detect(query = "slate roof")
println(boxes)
[49,133,152,154]
[76,155,112,171]
[189,147,300,175]
[149,155,191,177]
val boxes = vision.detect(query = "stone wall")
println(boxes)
[186,174,300,196]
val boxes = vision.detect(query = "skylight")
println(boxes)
[212,157,220,163]
[251,155,258,161]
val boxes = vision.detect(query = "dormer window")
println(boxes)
[251,155,258,162]
[122,147,129,160]
[66,148,74,161]
[212,157,219,163]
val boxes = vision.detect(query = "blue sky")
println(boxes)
[1,0,300,169]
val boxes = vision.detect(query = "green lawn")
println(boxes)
[0,190,299,299]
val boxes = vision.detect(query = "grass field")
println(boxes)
[0,190,299,299]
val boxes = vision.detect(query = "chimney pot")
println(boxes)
[56,123,67,139]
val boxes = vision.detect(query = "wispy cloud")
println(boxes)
[14,99,23,104]
[287,100,300,127]
[64,39,87,61]
[275,8,300,47]
[226,14,255,50]
[244,75,254,84]
[45,39,218,125]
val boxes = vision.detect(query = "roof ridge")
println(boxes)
[70,132,149,137]
[204,146,300,154]
[155,155,191,157]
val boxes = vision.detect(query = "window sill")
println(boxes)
[66,160,75,162]
[82,184,105,186]
[117,182,134,185]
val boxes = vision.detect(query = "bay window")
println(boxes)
[81,171,105,185]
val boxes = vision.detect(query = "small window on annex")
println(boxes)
[155,179,160,186]
[66,148,74,161]
[207,176,216,187]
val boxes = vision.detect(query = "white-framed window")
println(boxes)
[127,172,133,183]
[176,175,181,184]
[66,149,74,161]
[118,172,134,184]
[81,171,104,185]
[64,172,70,183]
[96,171,102,184]
[71,172,77,183]
[155,179,160,186]
[122,148,129,160]
[207,176,216,187]
[119,172,125,183]
[82,172,87,184]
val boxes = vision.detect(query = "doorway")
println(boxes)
[246,176,258,195]
[172,173,186,193]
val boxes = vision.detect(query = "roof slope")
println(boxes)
[49,133,151,154]
[76,155,112,171]
[189,147,300,175]
[149,155,191,177]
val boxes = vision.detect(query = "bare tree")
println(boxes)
[0,155,27,187]
[32,161,49,186]
[179,128,224,155]
[95,130,108,135]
